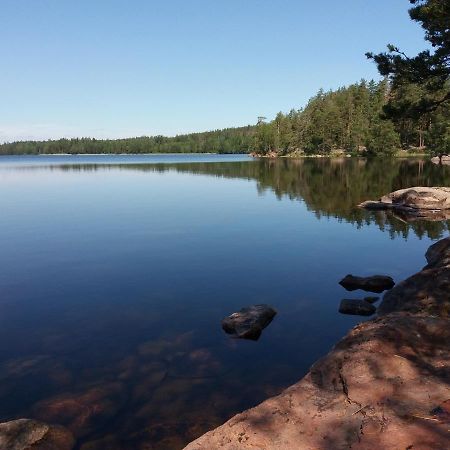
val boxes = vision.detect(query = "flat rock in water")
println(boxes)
[339,274,395,293]
[0,419,75,450]
[339,299,376,316]
[359,187,450,215]
[221,304,277,340]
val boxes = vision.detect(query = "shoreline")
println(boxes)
[0,152,431,159]
[184,237,450,450]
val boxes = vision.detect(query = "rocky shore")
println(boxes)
[1,238,448,450]
[184,237,450,450]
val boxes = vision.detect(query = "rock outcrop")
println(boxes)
[339,274,395,293]
[378,237,450,316]
[222,304,277,340]
[359,187,450,217]
[185,237,450,450]
[0,419,75,450]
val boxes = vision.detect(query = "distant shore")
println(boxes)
[0,151,431,158]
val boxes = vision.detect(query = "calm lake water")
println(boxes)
[0,155,449,449]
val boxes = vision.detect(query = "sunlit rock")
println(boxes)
[431,156,450,165]
[359,187,450,218]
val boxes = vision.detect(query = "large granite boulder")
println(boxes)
[359,187,450,216]
[339,274,395,293]
[0,419,74,450]
[221,305,277,340]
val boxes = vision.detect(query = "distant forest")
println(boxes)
[0,126,256,155]
[0,78,447,157]
[0,79,444,157]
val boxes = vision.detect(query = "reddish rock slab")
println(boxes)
[185,313,450,450]
[0,418,75,450]
[184,237,450,450]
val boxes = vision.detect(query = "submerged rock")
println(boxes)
[359,186,450,216]
[339,299,376,316]
[221,305,277,340]
[32,382,126,438]
[0,419,74,450]
[339,274,395,293]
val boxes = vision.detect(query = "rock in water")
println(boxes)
[339,299,376,316]
[339,274,395,293]
[364,296,380,304]
[222,305,277,340]
[0,419,75,450]
[359,187,450,215]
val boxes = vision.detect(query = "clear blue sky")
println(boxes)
[1,0,426,142]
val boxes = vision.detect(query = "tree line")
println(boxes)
[0,0,448,158]
[0,126,256,155]
[1,78,443,157]
[254,80,401,156]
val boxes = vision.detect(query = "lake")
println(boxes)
[0,155,449,449]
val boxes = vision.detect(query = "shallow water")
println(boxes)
[0,155,449,449]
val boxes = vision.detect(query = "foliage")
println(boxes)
[366,0,450,157]
[254,80,402,155]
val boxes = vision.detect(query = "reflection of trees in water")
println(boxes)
[35,158,450,239]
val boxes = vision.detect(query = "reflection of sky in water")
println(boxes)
[0,156,448,449]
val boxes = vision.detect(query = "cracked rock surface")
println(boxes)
[184,238,450,450]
